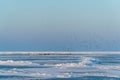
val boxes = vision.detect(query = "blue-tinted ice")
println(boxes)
[0,53,119,80]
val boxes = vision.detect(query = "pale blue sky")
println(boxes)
[0,0,120,51]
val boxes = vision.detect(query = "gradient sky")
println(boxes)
[0,0,120,51]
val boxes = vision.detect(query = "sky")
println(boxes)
[0,0,120,51]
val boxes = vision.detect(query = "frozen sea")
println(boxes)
[0,52,120,80]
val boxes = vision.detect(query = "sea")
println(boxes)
[0,52,120,80]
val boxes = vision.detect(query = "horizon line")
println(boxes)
[0,51,120,54]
